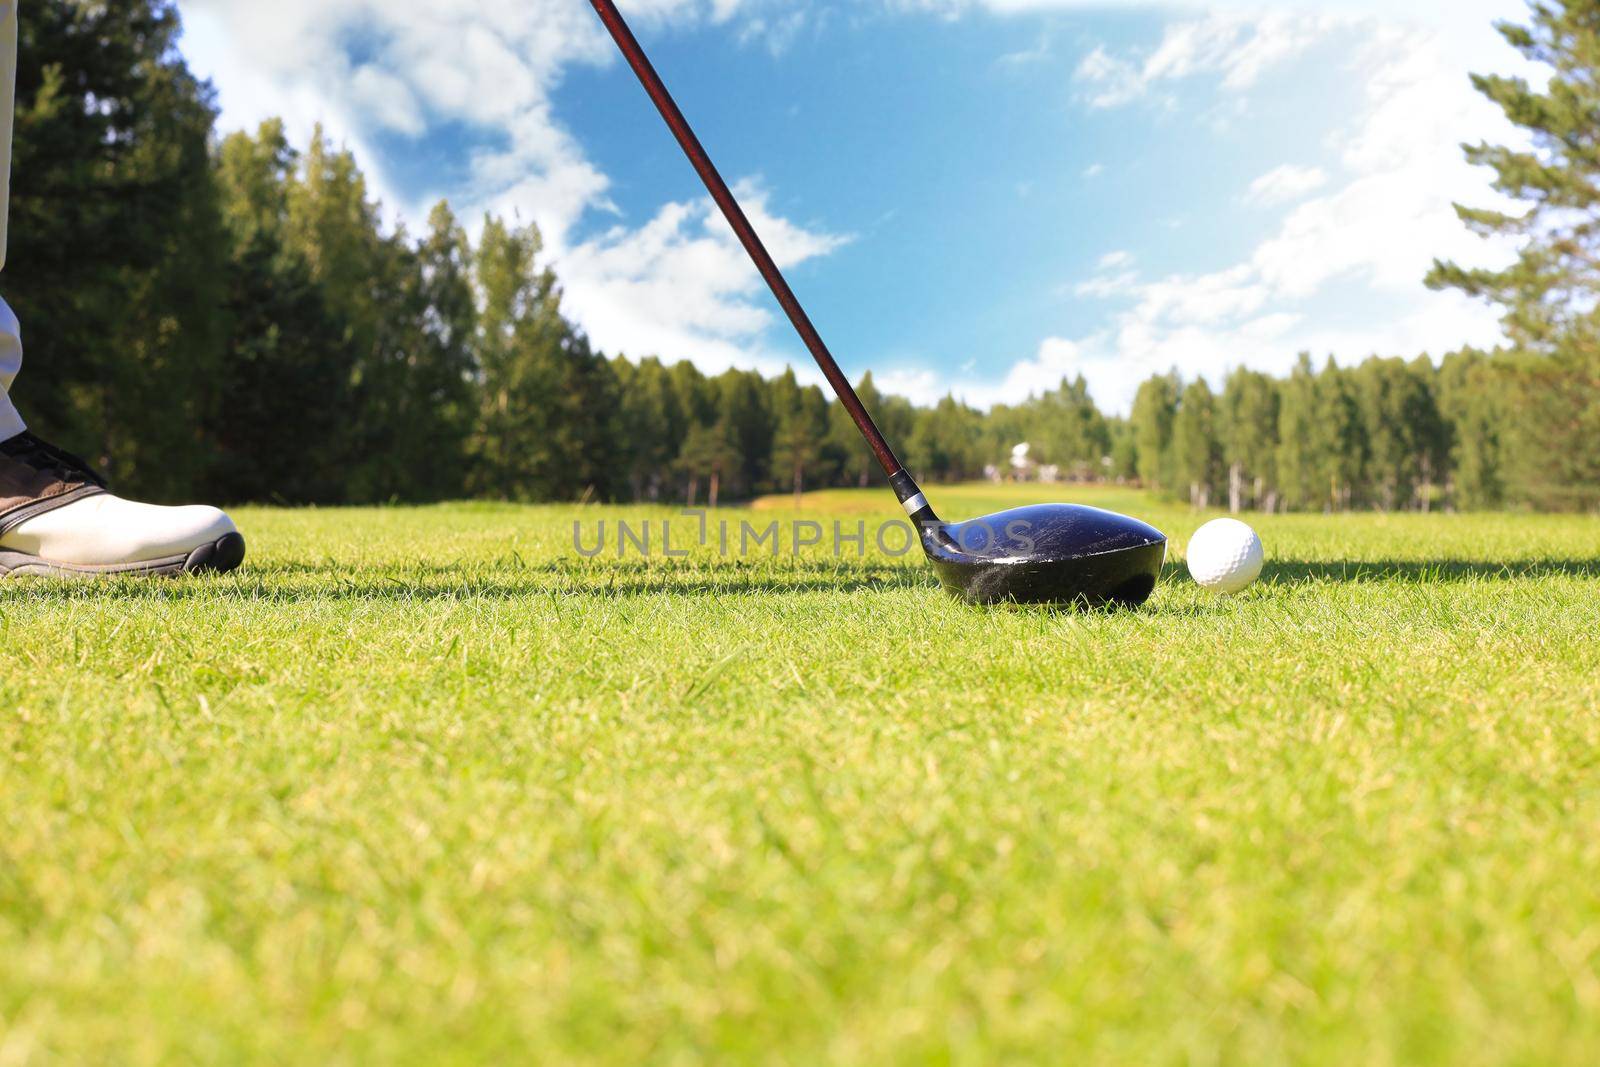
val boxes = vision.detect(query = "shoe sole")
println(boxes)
[0,532,246,579]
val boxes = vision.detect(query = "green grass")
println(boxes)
[2,484,1599,1065]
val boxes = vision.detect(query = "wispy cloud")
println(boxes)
[1050,17,1518,410]
[998,32,1052,66]
[1246,163,1329,205]
[560,180,851,372]
[1073,11,1333,109]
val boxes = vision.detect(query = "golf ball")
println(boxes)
[1186,518,1264,594]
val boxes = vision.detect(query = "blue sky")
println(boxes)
[179,0,1529,411]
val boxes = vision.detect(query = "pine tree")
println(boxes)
[1427,0,1600,509]
[1129,374,1179,490]
[1107,418,1138,483]
[1036,375,1110,480]
[770,371,830,504]
[1276,354,1320,511]
[615,356,684,500]
[397,203,480,500]
[1354,358,1423,511]
[1313,359,1366,511]
[677,418,740,508]
[1437,348,1505,509]
[206,230,355,503]
[718,369,769,497]
[1221,368,1280,512]
[1173,379,1222,508]
[829,372,886,488]
[908,396,982,482]
[468,216,570,500]
[1427,1,1600,348]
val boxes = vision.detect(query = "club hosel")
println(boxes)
[889,469,940,527]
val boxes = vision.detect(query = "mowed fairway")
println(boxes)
[2,484,1599,1065]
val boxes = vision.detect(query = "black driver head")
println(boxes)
[920,503,1167,608]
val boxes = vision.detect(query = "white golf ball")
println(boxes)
[1186,518,1264,594]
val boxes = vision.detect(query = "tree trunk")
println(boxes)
[709,470,720,510]
[687,477,699,508]
[1229,462,1244,514]
[793,464,804,507]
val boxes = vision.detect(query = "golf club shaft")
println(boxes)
[589,0,934,519]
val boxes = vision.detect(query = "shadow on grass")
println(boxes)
[1257,558,1600,585]
[5,557,1592,610]
[0,558,940,604]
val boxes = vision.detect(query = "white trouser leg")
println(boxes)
[0,300,21,442]
[0,1,20,442]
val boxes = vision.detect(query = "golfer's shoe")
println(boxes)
[0,431,245,578]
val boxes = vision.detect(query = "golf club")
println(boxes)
[589,0,1167,606]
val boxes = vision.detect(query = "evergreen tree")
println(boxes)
[1501,343,1600,509]
[8,0,226,498]
[1276,355,1321,510]
[206,231,355,503]
[1173,378,1222,508]
[829,372,887,488]
[770,370,830,503]
[908,395,982,482]
[615,356,684,500]
[1130,374,1179,490]
[396,203,479,500]
[1354,357,1437,511]
[1427,0,1600,509]
[717,369,769,497]
[1221,367,1280,512]
[1107,418,1139,482]
[1427,1,1600,349]
[1036,375,1110,480]
[677,417,740,508]
[1313,359,1366,511]
[1437,348,1505,510]
[468,216,570,500]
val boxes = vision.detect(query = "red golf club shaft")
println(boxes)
[589,0,906,480]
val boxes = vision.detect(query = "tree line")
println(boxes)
[8,0,1598,511]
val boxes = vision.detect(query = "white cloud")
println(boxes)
[1073,11,1336,108]
[181,0,856,378]
[1246,163,1328,205]
[1044,14,1520,412]
[874,337,1080,407]
[1074,251,1138,299]
[999,33,1052,66]
[1073,46,1148,109]
[558,181,850,372]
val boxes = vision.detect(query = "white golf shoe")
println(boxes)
[0,432,245,577]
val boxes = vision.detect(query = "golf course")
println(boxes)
[2,484,1597,1064]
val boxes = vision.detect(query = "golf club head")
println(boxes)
[921,503,1167,608]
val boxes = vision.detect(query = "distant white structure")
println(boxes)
[1038,464,1061,484]
[1010,443,1036,481]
